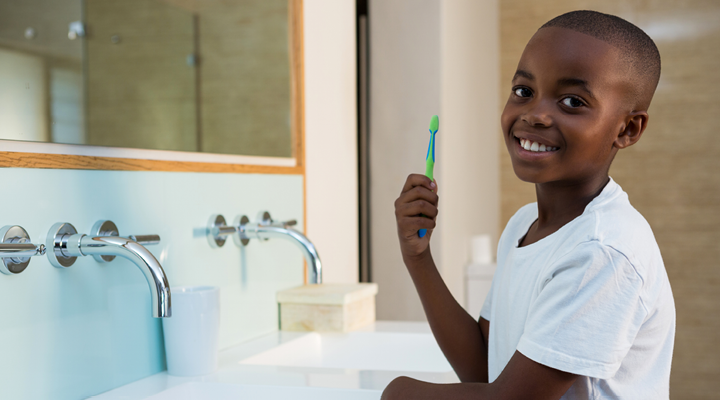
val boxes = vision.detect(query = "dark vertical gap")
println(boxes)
[42,57,52,143]
[193,14,203,152]
[357,0,370,283]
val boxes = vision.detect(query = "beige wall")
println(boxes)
[369,0,442,321]
[498,1,720,398]
[304,0,359,284]
[370,0,500,321]
[436,0,500,310]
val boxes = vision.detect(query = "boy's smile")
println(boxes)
[502,27,636,185]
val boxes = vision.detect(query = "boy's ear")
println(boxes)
[615,111,648,149]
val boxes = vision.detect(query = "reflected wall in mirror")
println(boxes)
[0,0,295,159]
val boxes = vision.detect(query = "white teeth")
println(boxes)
[518,138,557,152]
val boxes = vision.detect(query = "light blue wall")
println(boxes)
[0,168,305,399]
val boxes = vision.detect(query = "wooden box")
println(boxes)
[277,283,378,332]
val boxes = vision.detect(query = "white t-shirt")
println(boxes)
[480,178,675,400]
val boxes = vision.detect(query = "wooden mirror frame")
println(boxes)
[0,0,304,176]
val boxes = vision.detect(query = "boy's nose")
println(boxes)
[520,101,553,127]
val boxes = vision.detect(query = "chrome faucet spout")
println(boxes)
[46,222,171,318]
[78,236,171,318]
[255,225,323,284]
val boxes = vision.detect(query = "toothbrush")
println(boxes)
[419,115,439,238]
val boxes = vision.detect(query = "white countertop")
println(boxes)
[91,321,458,399]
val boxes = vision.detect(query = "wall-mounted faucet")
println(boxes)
[46,220,171,318]
[208,212,323,284]
[0,225,46,275]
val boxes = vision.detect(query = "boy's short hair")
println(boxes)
[540,10,661,110]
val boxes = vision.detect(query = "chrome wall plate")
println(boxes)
[46,222,79,268]
[257,211,272,226]
[256,211,272,242]
[233,215,250,247]
[0,225,33,274]
[90,220,119,262]
[208,214,235,248]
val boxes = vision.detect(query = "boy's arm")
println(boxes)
[392,174,578,399]
[394,174,490,382]
[381,351,577,400]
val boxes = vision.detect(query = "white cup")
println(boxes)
[162,286,220,376]
[470,234,493,264]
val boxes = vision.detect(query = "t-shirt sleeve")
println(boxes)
[516,241,648,379]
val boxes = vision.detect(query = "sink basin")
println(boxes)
[146,382,381,400]
[91,323,456,399]
[239,331,453,373]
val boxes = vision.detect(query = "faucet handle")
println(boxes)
[207,214,238,248]
[0,225,46,275]
[90,220,160,262]
[256,211,297,229]
[128,235,160,246]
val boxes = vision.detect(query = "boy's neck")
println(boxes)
[536,174,610,225]
[521,175,610,247]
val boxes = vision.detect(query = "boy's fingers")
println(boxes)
[401,174,435,194]
[395,186,439,209]
[399,216,436,236]
[396,200,438,219]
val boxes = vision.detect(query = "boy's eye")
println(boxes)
[561,96,585,108]
[513,86,532,98]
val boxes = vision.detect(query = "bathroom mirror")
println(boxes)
[0,0,304,172]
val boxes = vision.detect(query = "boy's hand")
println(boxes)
[394,174,439,260]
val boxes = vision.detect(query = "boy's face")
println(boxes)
[501,27,633,185]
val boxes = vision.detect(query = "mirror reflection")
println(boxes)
[0,0,293,158]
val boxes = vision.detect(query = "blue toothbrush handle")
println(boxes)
[418,125,437,239]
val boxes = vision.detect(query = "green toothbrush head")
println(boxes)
[429,115,439,132]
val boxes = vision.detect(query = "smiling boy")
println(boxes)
[385,10,675,400]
